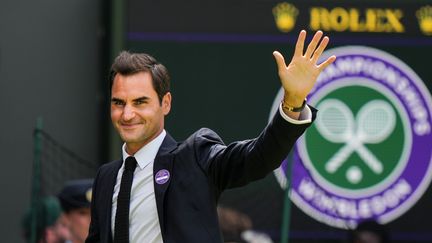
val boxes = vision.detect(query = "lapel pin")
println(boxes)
[155,169,170,185]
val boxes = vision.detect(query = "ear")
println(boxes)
[162,92,172,115]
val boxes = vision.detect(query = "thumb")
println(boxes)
[272,51,287,73]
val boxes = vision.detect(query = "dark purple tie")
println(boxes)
[114,156,137,243]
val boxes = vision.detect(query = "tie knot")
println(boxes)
[125,157,137,171]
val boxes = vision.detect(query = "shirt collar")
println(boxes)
[122,130,167,170]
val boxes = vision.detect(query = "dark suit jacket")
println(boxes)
[86,110,315,243]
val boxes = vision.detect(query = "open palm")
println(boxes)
[273,30,336,107]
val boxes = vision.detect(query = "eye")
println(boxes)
[111,99,125,106]
[134,99,148,105]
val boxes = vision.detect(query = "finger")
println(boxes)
[294,30,307,57]
[311,36,329,63]
[305,30,323,58]
[318,55,336,71]
[273,51,287,72]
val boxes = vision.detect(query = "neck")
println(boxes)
[125,130,163,155]
[125,143,143,155]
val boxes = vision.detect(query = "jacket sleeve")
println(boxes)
[86,168,101,243]
[194,108,316,191]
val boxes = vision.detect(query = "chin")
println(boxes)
[119,130,138,139]
[122,137,140,143]
[122,134,147,144]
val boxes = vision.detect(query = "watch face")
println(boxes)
[271,46,432,229]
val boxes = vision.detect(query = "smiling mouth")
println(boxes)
[120,123,142,129]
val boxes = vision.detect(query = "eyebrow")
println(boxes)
[133,96,150,103]
[110,96,150,103]
[111,97,124,103]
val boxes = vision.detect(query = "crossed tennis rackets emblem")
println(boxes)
[315,99,396,184]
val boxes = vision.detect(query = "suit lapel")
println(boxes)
[104,159,123,243]
[153,133,177,233]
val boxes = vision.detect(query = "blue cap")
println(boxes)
[57,179,93,212]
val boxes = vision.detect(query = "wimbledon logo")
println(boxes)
[270,46,432,228]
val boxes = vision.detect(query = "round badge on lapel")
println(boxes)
[155,169,170,185]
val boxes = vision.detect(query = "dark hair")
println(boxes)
[109,51,170,104]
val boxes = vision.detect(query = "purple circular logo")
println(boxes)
[270,46,432,228]
[155,169,170,185]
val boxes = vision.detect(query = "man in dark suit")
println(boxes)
[86,30,336,243]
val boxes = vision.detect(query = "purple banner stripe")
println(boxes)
[127,32,432,46]
[264,229,432,241]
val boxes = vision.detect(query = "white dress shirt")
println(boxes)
[111,130,166,243]
[110,104,311,242]
[279,103,313,124]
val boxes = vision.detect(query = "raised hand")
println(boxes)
[273,30,336,116]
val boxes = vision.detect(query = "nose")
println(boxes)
[122,104,136,121]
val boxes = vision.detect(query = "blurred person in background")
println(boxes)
[58,179,93,243]
[218,206,253,242]
[348,220,390,243]
[217,206,273,243]
[21,196,71,243]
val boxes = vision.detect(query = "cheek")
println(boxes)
[138,108,159,119]
[111,109,122,121]
[73,215,90,227]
